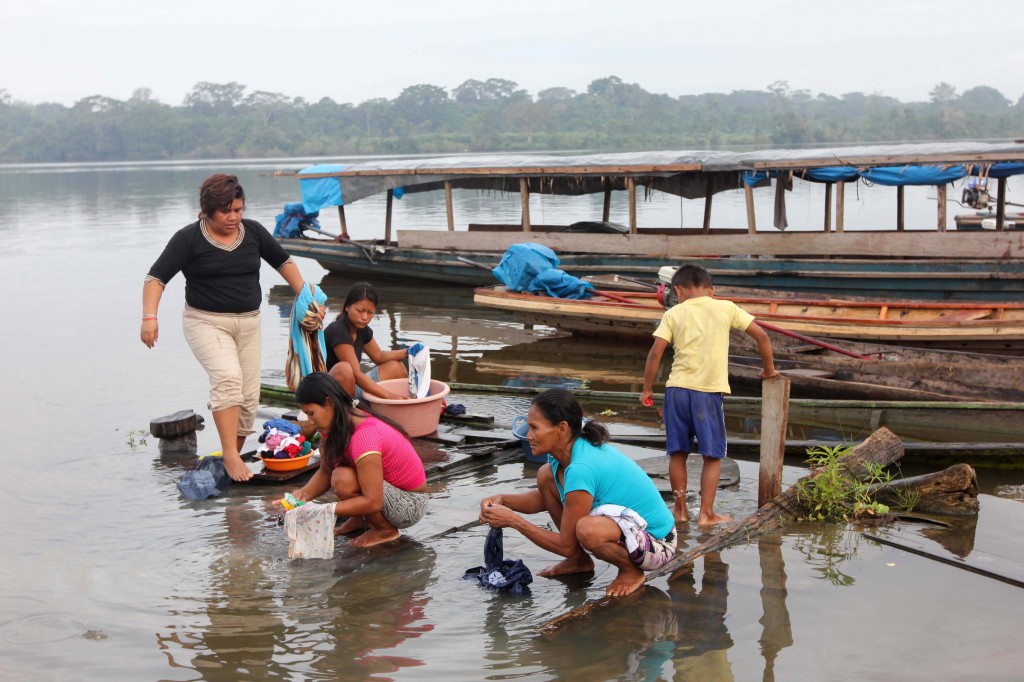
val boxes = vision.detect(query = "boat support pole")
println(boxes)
[756,320,875,361]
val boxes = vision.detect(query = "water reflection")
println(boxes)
[789,523,863,587]
[758,535,794,682]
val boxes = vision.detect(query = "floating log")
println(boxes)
[537,427,904,638]
[868,463,979,515]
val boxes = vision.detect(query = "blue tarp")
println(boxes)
[974,162,1024,179]
[491,243,594,300]
[805,167,861,183]
[859,165,966,186]
[298,164,346,213]
[274,202,321,238]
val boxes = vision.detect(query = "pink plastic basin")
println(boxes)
[361,379,451,438]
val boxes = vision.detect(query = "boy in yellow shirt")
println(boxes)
[641,264,778,525]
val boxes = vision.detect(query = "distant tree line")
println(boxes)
[0,77,1021,162]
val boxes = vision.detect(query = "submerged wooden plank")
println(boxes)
[864,530,1024,588]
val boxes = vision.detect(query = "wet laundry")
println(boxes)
[177,455,232,500]
[463,527,532,595]
[284,501,336,559]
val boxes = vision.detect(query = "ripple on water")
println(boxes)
[0,613,88,645]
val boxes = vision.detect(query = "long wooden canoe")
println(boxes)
[474,286,1024,352]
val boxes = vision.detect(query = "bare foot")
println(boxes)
[537,555,595,577]
[334,516,368,536]
[606,567,646,597]
[350,528,400,548]
[673,499,689,523]
[223,452,253,482]
[697,512,733,528]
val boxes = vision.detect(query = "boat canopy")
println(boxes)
[297,141,1024,212]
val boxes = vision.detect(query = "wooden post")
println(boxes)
[627,177,637,234]
[823,182,833,233]
[744,183,757,233]
[758,377,790,507]
[836,181,845,233]
[702,175,713,233]
[337,205,348,237]
[996,177,1007,231]
[384,189,394,245]
[520,178,531,232]
[937,184,947,232]
[444,180,455,232]
[896,186,905,231]
[602,187,612,222]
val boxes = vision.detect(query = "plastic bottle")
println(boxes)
[279,492,305,510]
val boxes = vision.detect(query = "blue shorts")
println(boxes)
[664,387,727,458]
[354,365,381,400]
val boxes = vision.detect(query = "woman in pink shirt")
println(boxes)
[288,373,428,547]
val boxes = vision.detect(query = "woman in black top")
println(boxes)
[324,282,409,401]
[141,174,320,481]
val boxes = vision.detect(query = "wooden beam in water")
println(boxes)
[759,377,790,506]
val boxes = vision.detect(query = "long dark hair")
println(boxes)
[531,388,610,447]
[294,372,408,469]
[339,281,380,330]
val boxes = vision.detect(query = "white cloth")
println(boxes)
[284,502,336,559]
[590,503,647,555]
[407,342,431,399]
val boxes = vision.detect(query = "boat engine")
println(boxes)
[962,177,990,209]
[657,266,678,308]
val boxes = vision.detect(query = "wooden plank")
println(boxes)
[702,176,713,233]
[758,377,790,506]
[398,229,1024,259]
[937,184,947,232]
[997,177,1008,231]
[863,530,1024,588]
[296,163,705,179]
[897,185,905,231]
[384,188,393,244]
[444,181,454,231]
[836,181,845,232]
[337,205,348,237]
[744,182,757,233]
[824,182,833,233]
[520,178,531,232]
[627,177,637,234]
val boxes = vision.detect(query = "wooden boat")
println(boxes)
[278,142,1024,300]
[473,286,1024,353]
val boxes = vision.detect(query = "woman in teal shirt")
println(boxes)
[480,389,676,597]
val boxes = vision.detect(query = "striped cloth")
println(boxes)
[286,283,328,391]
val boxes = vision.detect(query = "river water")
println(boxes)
[1,158,1022,680]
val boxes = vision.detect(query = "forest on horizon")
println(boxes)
[1,77,1022,163]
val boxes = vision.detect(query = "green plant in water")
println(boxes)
[795,443,904,522]
[125,428,149,450]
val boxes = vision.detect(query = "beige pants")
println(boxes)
[182,307,262,437]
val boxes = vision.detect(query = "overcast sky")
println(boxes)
[3,0,1022,107]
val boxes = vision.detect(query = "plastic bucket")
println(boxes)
[512,415,547,465]
[361,379,451,438]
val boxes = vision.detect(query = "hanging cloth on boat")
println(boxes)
[773,172,792,230]
[298,164,347,213]
[284,501,336,559]
[286,283,328,391]
[462,527,533,594]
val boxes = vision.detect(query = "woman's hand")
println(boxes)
[140,319,159,348]
[380,389,411,401]
[480,499,518,528]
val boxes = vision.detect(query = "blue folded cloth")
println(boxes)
[177,456,232,500]
[260,418,301,442]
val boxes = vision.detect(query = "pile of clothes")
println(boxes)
[257,418,313,459]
